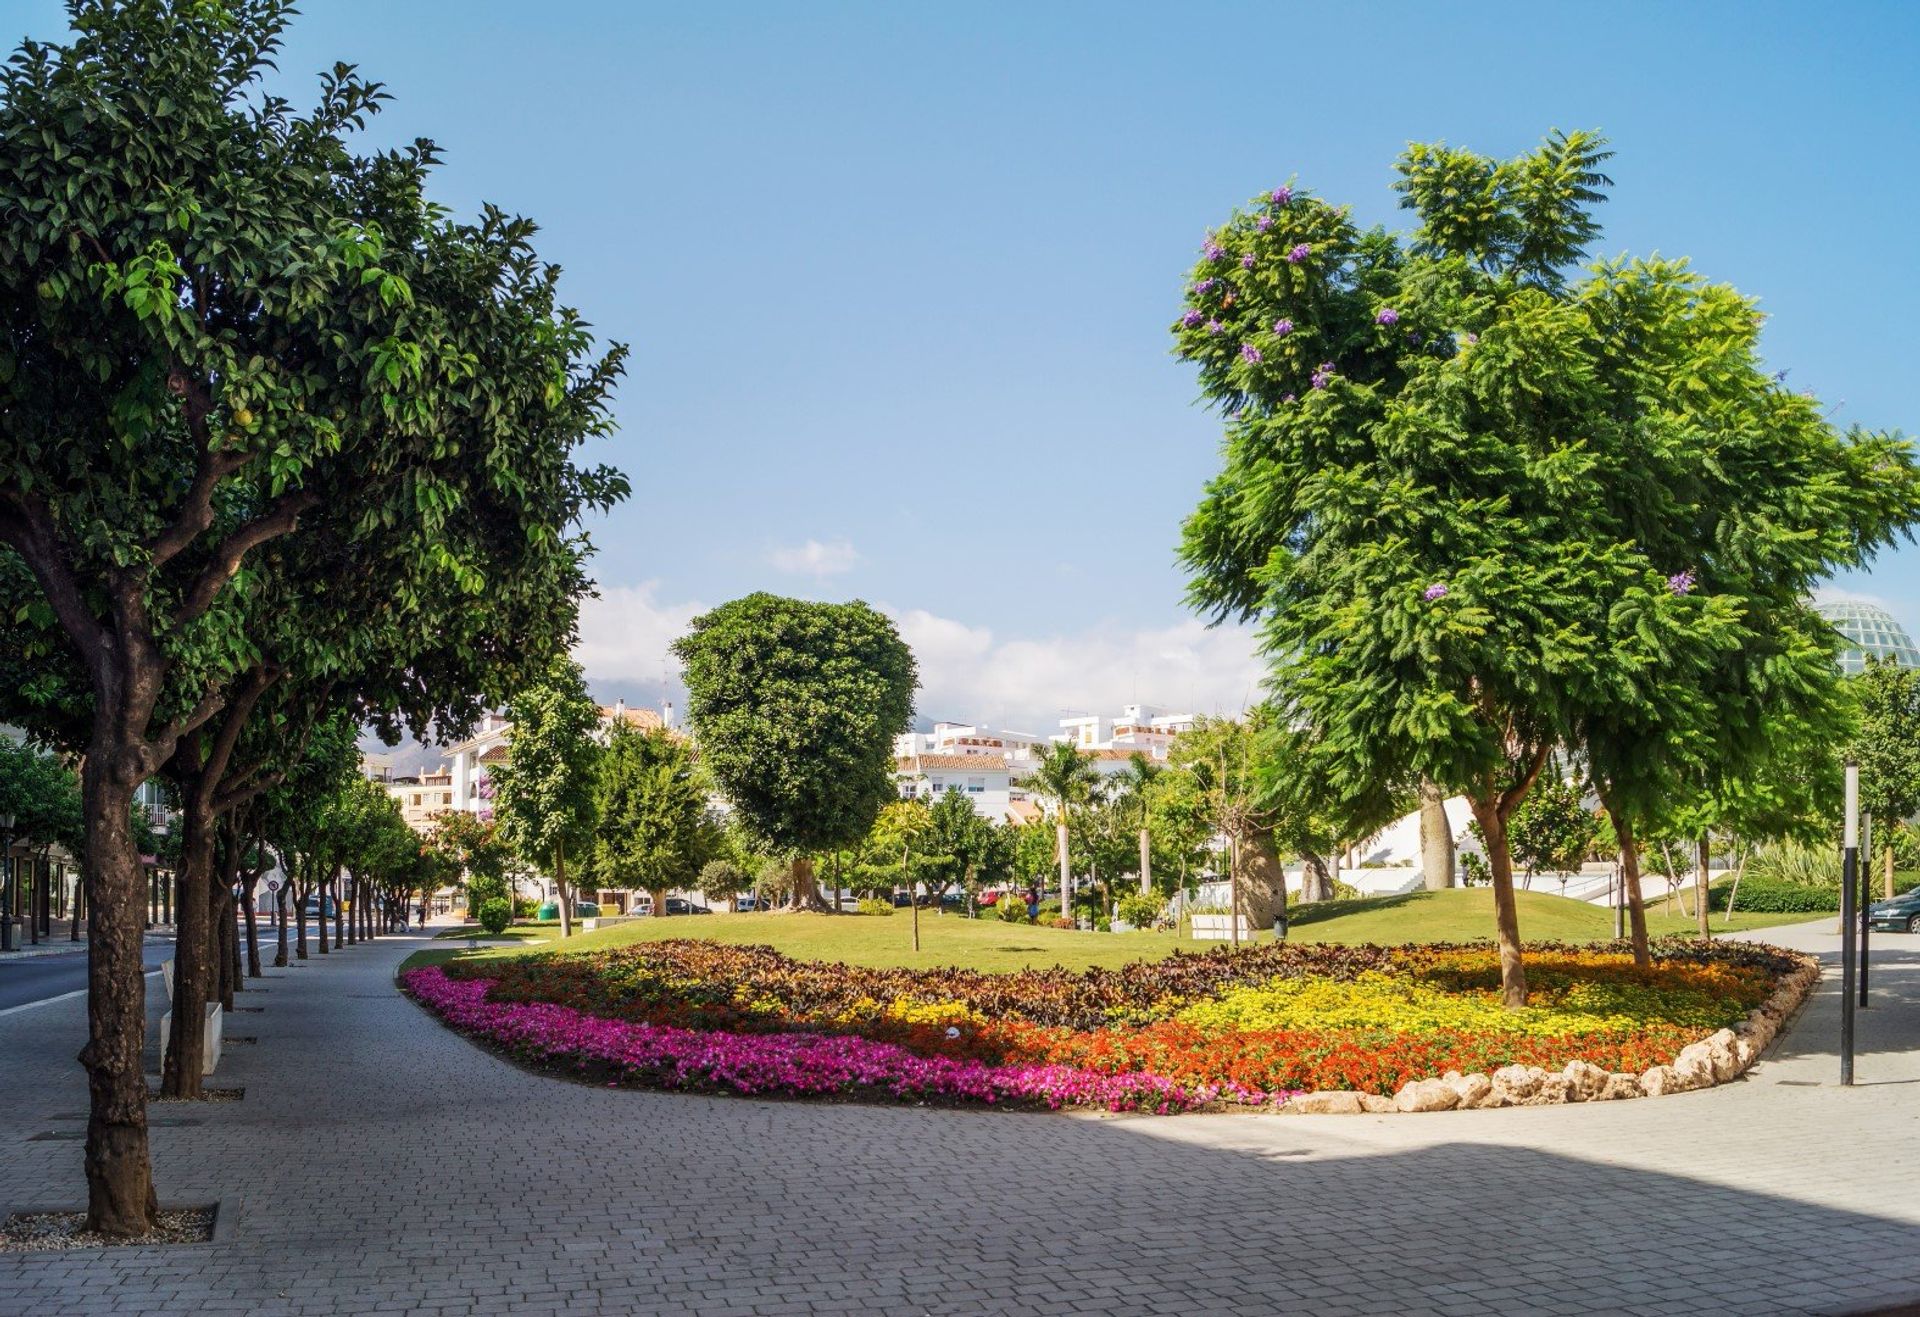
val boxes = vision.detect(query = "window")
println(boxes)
[967,777,985,794]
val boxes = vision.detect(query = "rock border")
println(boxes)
[1282,952,1821,1115]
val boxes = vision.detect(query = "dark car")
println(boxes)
[665,897,711,915]
[1867,886,1920,934]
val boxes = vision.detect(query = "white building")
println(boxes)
[1053,703,1196,761]
[893,753,1016,823]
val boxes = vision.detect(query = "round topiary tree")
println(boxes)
[674,594,916,911]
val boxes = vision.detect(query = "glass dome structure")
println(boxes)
[1815,600,1920,675]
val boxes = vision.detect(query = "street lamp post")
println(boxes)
[0,812,14,953]
[1840,763,1859,1087]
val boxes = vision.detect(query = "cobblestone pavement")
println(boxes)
[2,920,1917,1316]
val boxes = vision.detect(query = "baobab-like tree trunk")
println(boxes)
[784,854,832,912]
[1419,779,1454,891]
[1138,826,1152,896]
[1467,799,1530,1007]
[1697,836,1712,939]
[79,747,159,1237]
[1236,830,1284,935]
[1056,819,1071,924]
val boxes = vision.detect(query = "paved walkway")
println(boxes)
[2,921,1917,1315]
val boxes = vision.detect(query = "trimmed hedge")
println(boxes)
[1709,874,1838,914]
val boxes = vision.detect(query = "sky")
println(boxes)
[11,0,1918,735]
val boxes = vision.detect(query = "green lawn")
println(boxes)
[400,888,1827,975]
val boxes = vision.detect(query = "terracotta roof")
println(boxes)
[895,754,1010,773]
[1004,799,1043,825]
[600,705,664,730]
[479,746,509,764]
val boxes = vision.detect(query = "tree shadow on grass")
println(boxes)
[1285,890,1429,927]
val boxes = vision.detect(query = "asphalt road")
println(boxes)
[0,945,163,1013]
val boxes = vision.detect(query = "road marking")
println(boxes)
[0,969,163,1018]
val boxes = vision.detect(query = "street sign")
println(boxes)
[264,874,283,894]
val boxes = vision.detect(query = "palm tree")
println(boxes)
[1117,753,1162,895]
[1022,741,1101,921]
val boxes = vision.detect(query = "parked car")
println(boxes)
[1867,886,1920,934]
[631,895,654,917]
[665,897,711,915]
[301,896,337,918]
[976,890,1001,907]
[734,895,761,912]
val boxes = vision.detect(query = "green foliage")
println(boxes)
[477,898,513,935]
[1745,840,1842,887]
[1505,771,1599,876]
[0,737,82,854]
[1850,660,1920,826]
[1115,889,1165,929]
[996,895,1030,923]
[1708,875,1837,914]
[1172,132,1920,887]
[920,788,1009,897]
[490,657,602,876]
[589,724,717,895]
[674,594,916,855]
[430,809,508,893]
[856,897,895,917]
[697,859,750,904]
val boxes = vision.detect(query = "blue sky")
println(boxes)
[13,0,1918,728]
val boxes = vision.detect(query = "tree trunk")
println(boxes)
[162,790,215,1100]
[1886,845,1897,902]
[784,854,832,912]
[332,871,344,948]
[78,748,159,1237]
[555,839,572,939]
[1237,830,1284,933]
[346,875,359,946]
[242,875,262,977]
[1696,836,1711,939]
[219,880,239,1010]
[273,879,289,968]
[317,870,331,954]
[1138,826,1152,896]
[1419,779,1454,891]
[1228,834,1241,948]
[1605,805,1652,968]
[908,846,921,952]
[1468,797,1528,1007]
[1055,818,1071,923]
[1299,853,1330,903]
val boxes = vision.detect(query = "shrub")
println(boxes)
[513,897,539,919]
[1115,891,1164,928]
[1460,853,1490,886]
[1049,916,1076,930]
[856,897,895,916]
[1709,874,1838,914]
[1746,840,1842,886]
[996,897,1029,923]
[477,898,513,935]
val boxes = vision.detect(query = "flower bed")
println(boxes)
[403,938,1809,1113]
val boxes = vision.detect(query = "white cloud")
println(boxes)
[573,581,706,678]
[574,581,1264,731]
[768,538,860,578]
[1812,584,1891,610]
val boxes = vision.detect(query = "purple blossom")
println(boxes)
[1203,240,1227,262]
[1310,361,1334,389]
[1241,253,1257,269]
[1205,319,1223,335]
[1376,307,1400,326]
[1423,583,1449,602]
[1240,343,1263,364]
[1282,393,1296,403]
[1181,309,1204,328]
[1667,570,1696,596]
[1272,318,1294,336]
[1286,243,1312,264]
[1193,277,1218,294]
[1270,185,1293,205]
[1461,332,1479,348]
[1255,215,1274,233]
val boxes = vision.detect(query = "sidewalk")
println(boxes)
[1,920,1917,1314]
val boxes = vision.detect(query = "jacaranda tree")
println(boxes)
[1172,130,1918,1003]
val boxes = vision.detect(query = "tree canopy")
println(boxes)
[674,594,915,909]
[1172,130,1920,1001]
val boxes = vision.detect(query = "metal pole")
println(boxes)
[1840,764,1858,1086]
[1859,814,1871,1007]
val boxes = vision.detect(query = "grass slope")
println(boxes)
[403,889,1824,975]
